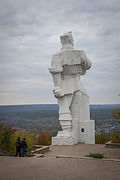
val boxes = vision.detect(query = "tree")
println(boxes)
[95,133,109,144]
[0,124,34,156]
[0,124,16,152]
[37,133,51,145]
[11,130,34,156]
[111,131,120,143]
[112,109,120,123]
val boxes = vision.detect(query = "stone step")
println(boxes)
[32,146,50,155]
[32,154,44,158]
[0,149,14,156]
[105,141,120,148]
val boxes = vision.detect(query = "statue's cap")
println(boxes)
[60,31,74,46]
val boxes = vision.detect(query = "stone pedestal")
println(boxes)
[79,121,95,144]
[52,120,95,145]
[52,136,74,145]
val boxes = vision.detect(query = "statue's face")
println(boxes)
[60,32,73,46]
[60,35,69,45]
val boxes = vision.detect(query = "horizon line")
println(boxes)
[0,103,120,106]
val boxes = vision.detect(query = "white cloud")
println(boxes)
[0,0,120,104]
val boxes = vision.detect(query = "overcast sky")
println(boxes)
[0,0,120,105]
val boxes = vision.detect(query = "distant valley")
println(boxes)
[0,104,120,136]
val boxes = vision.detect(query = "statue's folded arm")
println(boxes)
[48,67,63,74]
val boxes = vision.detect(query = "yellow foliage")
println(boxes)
[112,109,120,121]
[0,124,52,156]
[5,129,34,156]
[12,130,34,156]
[111,131,120,143]
[95,133,109,144]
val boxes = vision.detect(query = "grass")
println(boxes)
[85,153,104,159]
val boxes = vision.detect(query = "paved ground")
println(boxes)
[46,144,120,159]
[0,144,120,180]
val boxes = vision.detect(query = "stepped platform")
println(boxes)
[46,143,120,160]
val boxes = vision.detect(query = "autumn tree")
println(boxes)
[0,124,16,152]
[112,109,120,123]
[10,130,35,156]
[37,133,51,145]
[0,124,34,156]
[95,133,109,144]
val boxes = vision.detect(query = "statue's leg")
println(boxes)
[71,90,90,121]
[57,94,73,134]
[70,90,90,143]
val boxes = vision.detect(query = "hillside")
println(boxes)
[0,104,120,136]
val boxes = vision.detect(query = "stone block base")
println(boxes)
[52,136,74,145]
[79,120,95,144]
[52,120,95,145]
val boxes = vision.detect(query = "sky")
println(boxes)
[0,0,120,105]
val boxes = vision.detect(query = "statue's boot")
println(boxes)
[59,112,72,121]
[58,112,72,137]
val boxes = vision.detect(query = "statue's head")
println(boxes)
[60,31,74,49]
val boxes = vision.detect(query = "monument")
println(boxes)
[49,32,95,145]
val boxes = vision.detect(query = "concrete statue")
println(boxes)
[49,32,95,145]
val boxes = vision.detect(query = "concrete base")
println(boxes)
[52,136,74,145]
[79,120,95,144]
[52,120,95,145]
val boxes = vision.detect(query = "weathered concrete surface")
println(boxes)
[46,144,120,159]
[32,146,50,155]
[0,155,120,180]
[0,144,120,180]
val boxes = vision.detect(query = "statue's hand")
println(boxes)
[82,58,92,70]
[53,87,64,98]
[80,86,87,95]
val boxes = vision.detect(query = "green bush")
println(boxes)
[95,133,109,144]
[111,131,120,143]
[112,109,120,123]
[85,153,104,159]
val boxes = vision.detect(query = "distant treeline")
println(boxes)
[0,104,120,136]
[0,104,120,113]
